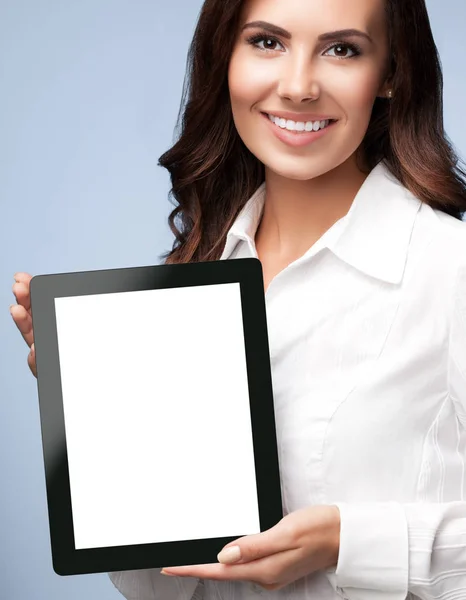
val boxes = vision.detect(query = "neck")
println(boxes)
[255,154,369,260]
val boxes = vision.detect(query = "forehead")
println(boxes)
[239,0,386,34]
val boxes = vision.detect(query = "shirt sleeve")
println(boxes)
[108,570,202,600]
[325,259,466,600]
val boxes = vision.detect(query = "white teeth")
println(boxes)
[268,113,330,132]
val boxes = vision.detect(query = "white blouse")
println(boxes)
[108,161,466,600]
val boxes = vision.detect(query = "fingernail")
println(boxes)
[217,545,241,564]
[31,343,35,353]
[160,569,175,576]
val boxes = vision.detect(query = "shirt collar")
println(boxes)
[220,161,422,284]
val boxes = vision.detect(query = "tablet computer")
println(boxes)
[29,258,282,576]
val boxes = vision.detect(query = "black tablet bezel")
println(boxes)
[30,258,282,576]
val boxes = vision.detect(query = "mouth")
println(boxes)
[262,112,337,133]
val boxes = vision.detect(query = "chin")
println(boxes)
[262,157,335,182]
[261,147,362,182]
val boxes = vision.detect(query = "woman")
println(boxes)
[11,0,466,598]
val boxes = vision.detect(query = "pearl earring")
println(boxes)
[387,90,393,99]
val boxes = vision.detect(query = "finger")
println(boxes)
[10,304,34,348]
[161,549,296,582]
[12,281,31,313]
[14,272,33,285]
[12,280,32,312]
[161,563,247,581]
[217,525,294,565]
[28,344,37,378]
[13,273,33,297]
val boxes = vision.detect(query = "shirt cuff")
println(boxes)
[332,502,409,597]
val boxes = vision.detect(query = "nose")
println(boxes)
[277,54,320,104]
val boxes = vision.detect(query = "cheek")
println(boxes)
[228,51,271,112]
[328,66,382,115]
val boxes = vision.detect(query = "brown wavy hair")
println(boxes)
[158,0,466,265]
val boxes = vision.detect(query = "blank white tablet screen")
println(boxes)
[54,282,260,550]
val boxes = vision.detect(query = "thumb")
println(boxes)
[217,527,284,564]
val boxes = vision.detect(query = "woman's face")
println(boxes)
[228,0,390,181]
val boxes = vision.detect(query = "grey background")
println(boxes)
[0,1,464,598]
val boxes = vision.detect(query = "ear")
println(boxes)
[376,80,393,100]
[377,57,395,99]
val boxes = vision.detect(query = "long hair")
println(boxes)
[158,0,466,265]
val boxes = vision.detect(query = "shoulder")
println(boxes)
[413,206,466,408]
[424,201,466,240]
[434,214,466,409]
[398,200,466,324]
[414,202,466,270]
[431,207,466,237]
[425,210,466,392]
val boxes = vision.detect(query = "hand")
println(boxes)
[161,505,340,591]
[10,272,36,377]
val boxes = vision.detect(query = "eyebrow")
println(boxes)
[241,21,373,44]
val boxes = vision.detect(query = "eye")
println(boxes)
[324,43,360,59]
[247,34,285,52]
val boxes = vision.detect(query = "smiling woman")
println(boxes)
[228,7,389,184]
[155,0,465,269]
[9,0,466,599]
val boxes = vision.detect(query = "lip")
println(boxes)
[261,112,336,148]
[261,110,337,122]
